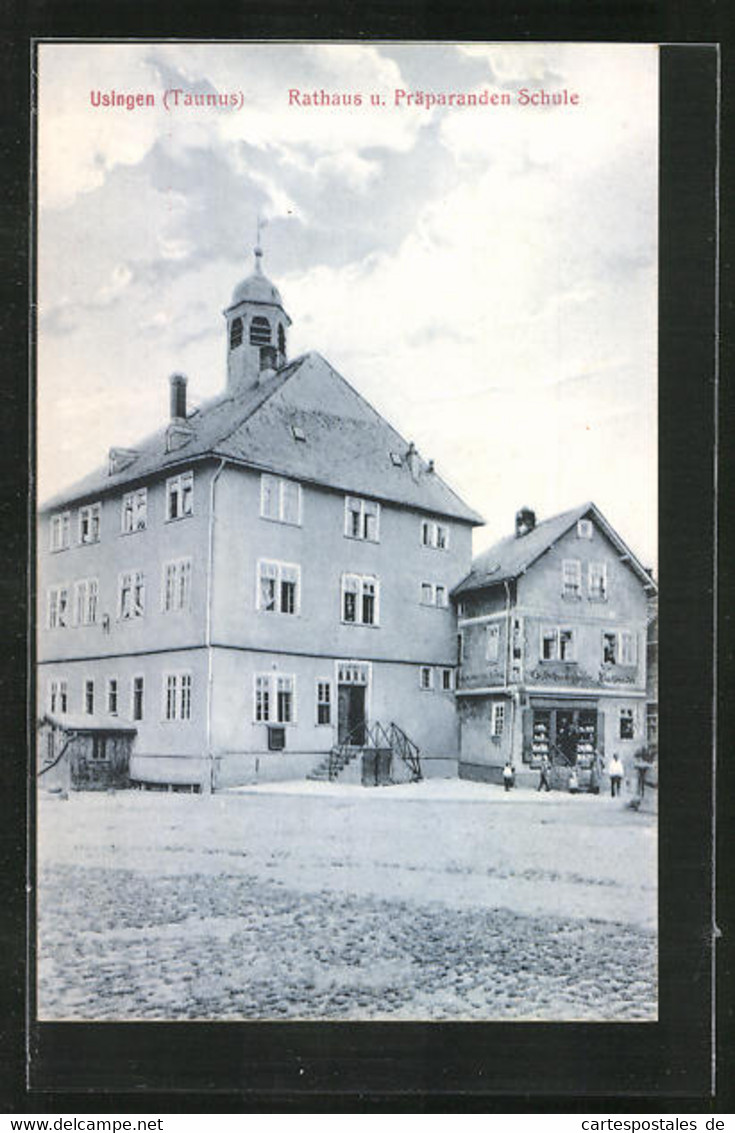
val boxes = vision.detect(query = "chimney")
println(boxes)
[515,506,536,538]
[406,441,421,481]
[170,373,187,421]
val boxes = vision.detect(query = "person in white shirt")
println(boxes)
[609,753,624,797]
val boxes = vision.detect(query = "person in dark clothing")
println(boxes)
[503,760,515,791]
[537,754,551,792]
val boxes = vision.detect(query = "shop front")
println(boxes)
[522,698,604,791]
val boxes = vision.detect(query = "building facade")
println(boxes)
[37,248,482,790]
[453,504,657,789]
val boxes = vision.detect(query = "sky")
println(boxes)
[36,42,658,568]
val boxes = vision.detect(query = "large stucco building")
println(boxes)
[37,247,483,790]
[453,503,657,788]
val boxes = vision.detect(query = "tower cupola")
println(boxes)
[224,235,291,394]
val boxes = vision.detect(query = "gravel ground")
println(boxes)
[36,782,657,1021]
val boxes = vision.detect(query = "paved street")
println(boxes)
[36,780,657,1021]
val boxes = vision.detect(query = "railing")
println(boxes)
[327,720,422,783]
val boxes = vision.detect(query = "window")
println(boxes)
[603,630,637,666]
[84,679,94,715]
[491,702,505,737]
[441,668,454,691]
[619,707,636,740]
[420,582,449,607]
[337,661,370,686]
[254,674,296,723]
[74,578,98,625]
[342,574,379,626]
[419,666,434,691]
[250,316,271,346]
[107,678,118,716]
[258,560,300,614]
[577,519,593,539]
[78,503,101,545]
[457,632,464,665]
[291,425,306,442]
[541,626,576,662]
[230,316,243,349]
[345,496,380,542]
[588,562,607,600]
[164,672,192,721]
[260,474,302,526]
[389,451,403,467]
[119,570,145,619]
[486,623,501,662]
[562,559,582,598]
[278,324,286,354]
[620,631,637,665]
[50,511,71,551]
[49,679,68,715]
[163,558,192,613]
[132,676,144,721]
[421,519,449,550]
[166,471,193,521]
[316,681,331,725]
[47,585,69,629]
[121,488,147,533]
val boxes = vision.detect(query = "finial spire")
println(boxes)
[254,215,267,275]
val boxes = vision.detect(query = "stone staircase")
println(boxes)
[307,721,421,785]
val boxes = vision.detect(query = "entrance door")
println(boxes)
[338,684,366,745]
[555,710,577,764]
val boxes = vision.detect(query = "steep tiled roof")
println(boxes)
[41,352,483,525]
[453,501,656,595]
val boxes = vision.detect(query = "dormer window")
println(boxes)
[230,317,243,349]
[250,316,271,346]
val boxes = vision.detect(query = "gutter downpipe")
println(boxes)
[503,578,515,763]
[205,459,227,793]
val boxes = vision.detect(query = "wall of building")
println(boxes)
[210,464,471,666]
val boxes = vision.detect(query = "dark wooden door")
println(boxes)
[338,684,366,745]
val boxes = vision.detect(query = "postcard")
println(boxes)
[34,41,661,1036]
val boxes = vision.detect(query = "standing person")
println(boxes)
[503,760,515,792]
[537,754,551,792]
[568,768,579,794]
[609,753,624,797]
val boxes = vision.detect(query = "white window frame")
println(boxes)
[162,671,192,722]
[341,573,380,626]
[576,519,593,539]
[162,557,193,613]
[259,473,302,526]
[603,629,638,666]
[257,559,301,615]
[486,623,501,662]
[441,667,455,691]
[420,582,449,608]
[73,578,99,626]
[131,675,144,721]
[121,488,147,534]
[491,702,505,737]
[588,561,608,600]
[253,673,297,724]
[316,679,332,725]
[344,496,380,542]
[540,625,576,662]
[47,585,69,629]
[165,471,194,522]
[118,570,145,620]
[49,678,68,715]
[419,665,434,691]
[50,511,71,552]
[421,519,450,550]
[107,677,119,716]
[78,502,101,545]
[562,558,582,598]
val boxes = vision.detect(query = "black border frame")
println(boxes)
[2,3,729,1112]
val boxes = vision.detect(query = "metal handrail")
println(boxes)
[327,720,422,782]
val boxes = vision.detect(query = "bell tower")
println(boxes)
[224,230,291,394]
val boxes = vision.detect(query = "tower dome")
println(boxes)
[224,242,291,394]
